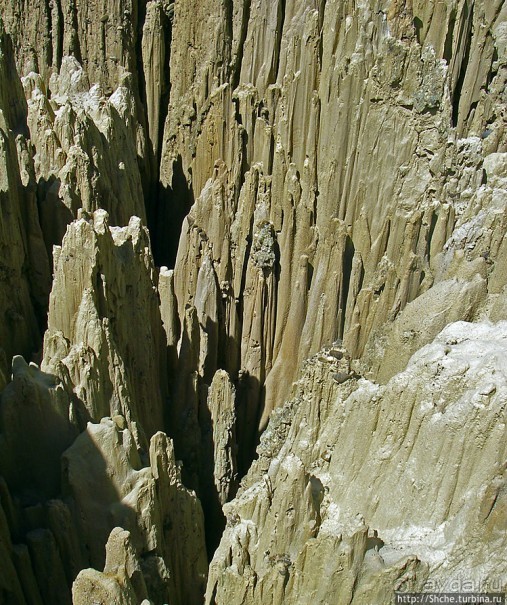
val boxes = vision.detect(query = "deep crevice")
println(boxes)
[55,0,64,70]
[232,0,252,89]
[44,0,53,68]
[68,0,82,64]
[339,236,355,338]
[271,0,286,84]
[413,17,423,45]
[486,44,498,89]
[151,156,194,268]
[425,210,439,263]
[443,8,456,64]
[139,3,175,269]
[451,1,474,128]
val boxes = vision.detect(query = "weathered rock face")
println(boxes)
[65,420,207,604]
[72,527,151,605]
[22,58,147,255]
[161,0,507,602]
[1,0,507,604]
[206,322,507,604]
[0,24,51,367]
[162,0,507,462]
[0,25,207,598]
[2,0,143,95]
[42,209,168,441]
[2,0,177,205]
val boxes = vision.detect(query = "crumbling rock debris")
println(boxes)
[251,220,277,270]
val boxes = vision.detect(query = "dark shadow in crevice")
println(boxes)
[237,371,263,478]
[55,0,64,70]
[0,30,30,138]
[425,209,439,262]
[443,8,457,64]
[0,362,81,505]
[36,176,73,263]
[271,0,286,84]
[451,1,473,128]
[413,17,423,45]
[231,0,252,89]
[366,530,385,552]
[67,1,83,66]
[151,157,194,268]
[340,235,355,338]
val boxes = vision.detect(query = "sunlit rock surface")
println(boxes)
[0,1,506,603]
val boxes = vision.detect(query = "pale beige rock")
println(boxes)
[363,275,488,383]
[42,210,167,439]
[199,369,238,549]
[72,527,149,605]
[170,304,202,487]
[63,419,207,604]
[195,255,220,383]
[1,1,507,604]
[62,417,156,568]
[2,0,137,93]
[21,58,147,257]
[149,431,208,604]
[3,0,159,199]
[207,321,507,604]
[158,266,180,380]
[162,0,507,442]
[142,1,169,159]
[73,570,138,605]
[159,267,180,349]
[208,370,238,506]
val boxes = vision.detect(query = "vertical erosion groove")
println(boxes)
[232,0,252,89]
[443,7,457,64]
[271,0,286,83]
[451,1,474,128]
[1,0,507,603]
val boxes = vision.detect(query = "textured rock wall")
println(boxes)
[0,20,207,602]
[161,0,507,602]
[206,322,507,603]
[2,0,175,218]
[1,0,507,604]
[23,59,147,250]
[3,0,140,93]
[0,25,51,366]
[43,210,167,440]
[162,0,507,466]
[65,421,207,603]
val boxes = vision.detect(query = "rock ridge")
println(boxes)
[0,1,506,604]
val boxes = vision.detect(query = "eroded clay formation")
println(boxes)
[0,0,506,603]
